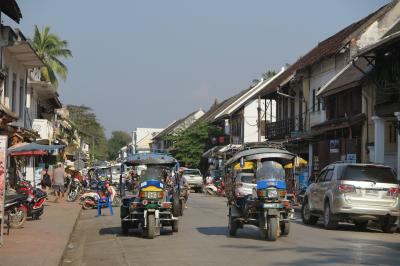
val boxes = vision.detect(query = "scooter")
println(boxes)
[4,193,28,229]
[79,186,121,210]
[16,181,47,220]
[67,178,82,202]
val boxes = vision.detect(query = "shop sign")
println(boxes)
[0,135,8,246]
[329,139,339,153]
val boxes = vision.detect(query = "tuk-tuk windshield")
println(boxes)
[140,165,166,181]
[256,161,285,181]
[94,168,111,178]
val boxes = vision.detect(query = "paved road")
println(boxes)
[62,194,399,266]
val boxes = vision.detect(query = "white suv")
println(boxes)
[182,169,203,193]
[302,163,400,233]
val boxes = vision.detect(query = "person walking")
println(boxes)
[40,165,51,199]
[53,163,66,203]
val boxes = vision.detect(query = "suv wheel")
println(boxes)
[301,198,318,225]
[323,201,338,230]
[381,218,397,234]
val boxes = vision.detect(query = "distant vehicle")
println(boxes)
[182,168,203,193]
[301,163,400,233]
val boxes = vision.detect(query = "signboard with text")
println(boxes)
[0,135,8,246]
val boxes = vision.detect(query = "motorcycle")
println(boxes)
[16,181,47,220]
[4,192,28,229]
[79,186,121,210]
[67,177,82,202]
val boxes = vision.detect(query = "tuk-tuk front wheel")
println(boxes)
[172,220,179,232]
[281,221,290,236]
[146,214,156,239]
[266,217,279,241]
[228,209,238,236]
[121,221,129,235]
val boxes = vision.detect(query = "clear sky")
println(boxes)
[4,0,390,136]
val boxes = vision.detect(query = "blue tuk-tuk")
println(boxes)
[225,146,296,241]
[119,153,179,238]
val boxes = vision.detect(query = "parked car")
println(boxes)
[182,168,203,193]
[301,163,400,233]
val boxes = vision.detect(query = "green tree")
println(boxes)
[67,105,108,161]
[32,25,72,89]
[165,121,223,168]
[107,131,132,160]
[252,69,277,86]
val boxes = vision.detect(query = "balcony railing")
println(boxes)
[266,117,305,139]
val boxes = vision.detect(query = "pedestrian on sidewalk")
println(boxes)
[53,163,66,203]
[40,164,51,199]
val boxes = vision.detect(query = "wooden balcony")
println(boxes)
[266,117,304,139]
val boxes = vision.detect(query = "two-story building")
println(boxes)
[151,108,204,153]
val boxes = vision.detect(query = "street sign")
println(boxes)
[74,159,85,170]
[0,135,8,246]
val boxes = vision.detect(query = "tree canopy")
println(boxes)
[67,105,108,161]
[32,25,72,89]
[165,121,223,168]
[107,131,132,160]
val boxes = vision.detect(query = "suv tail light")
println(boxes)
[338,184,355,193]
[388,187,400,197]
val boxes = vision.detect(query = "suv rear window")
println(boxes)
[183,170,201,176]
[342,165,398,184]
[240,175,255,184]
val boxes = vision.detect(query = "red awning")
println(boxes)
[10,150,48,156]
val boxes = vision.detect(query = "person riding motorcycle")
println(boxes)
[175,168,190,208]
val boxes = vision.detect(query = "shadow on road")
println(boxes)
[220,238,399,265]
[99,226,173,238]
[291,219,383,233]
[196,226,262,240]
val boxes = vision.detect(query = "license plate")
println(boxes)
[365,190,377,197]
[147,192,158,199]
[263,203,283,209]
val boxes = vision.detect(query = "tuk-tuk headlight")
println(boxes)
[267,188,278,199]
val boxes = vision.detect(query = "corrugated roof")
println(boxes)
[254,2,394,98]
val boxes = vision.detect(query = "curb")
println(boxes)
[58,206,82,266]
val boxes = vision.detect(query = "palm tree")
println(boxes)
[32,25,72,89]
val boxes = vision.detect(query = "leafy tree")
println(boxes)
[252,69,277,86]
[165,121,223,168]
[32,25,72,89]
[67,105,108,161]
[107,131,132,160]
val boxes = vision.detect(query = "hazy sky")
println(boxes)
[4,0,390,136]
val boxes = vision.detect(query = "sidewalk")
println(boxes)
[0,198,81,266]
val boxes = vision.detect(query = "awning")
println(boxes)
[4,41,43,68]
[10,150,48,156]
[8,142,65,154]
[358,31,400,57]
[0,0,22,23]
[317,57,372,98]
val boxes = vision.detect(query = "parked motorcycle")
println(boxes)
[16,181,47,220]
[4,193,28,229]
[79,187,121,210]
[67,177,82,202]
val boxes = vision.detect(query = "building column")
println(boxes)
[308,143,313,180]
[395,112,400,180]
[372,116,385,164]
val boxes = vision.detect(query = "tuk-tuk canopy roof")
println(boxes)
[225,148,295,166]
[123,153,178,166]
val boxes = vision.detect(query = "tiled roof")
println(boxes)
[200,88,251,123]
[255,2,394,98]
[153,109,203,139]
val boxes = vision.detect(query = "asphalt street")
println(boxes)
[62,193,399,266]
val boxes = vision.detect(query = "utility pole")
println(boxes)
[92,135,95,161]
